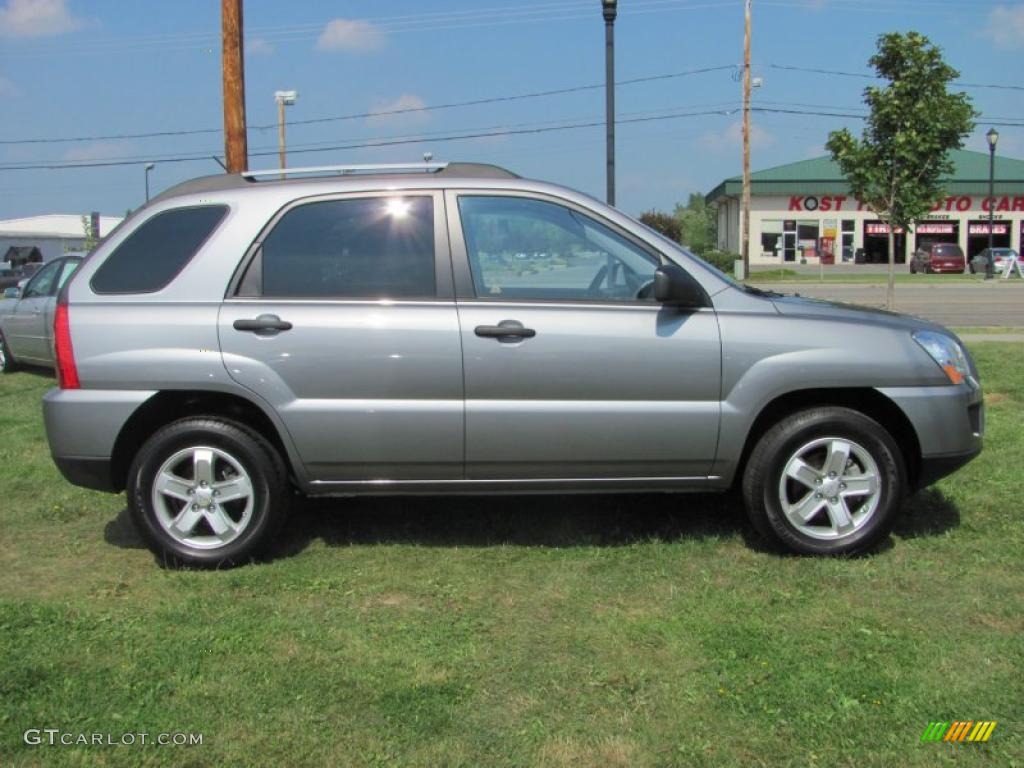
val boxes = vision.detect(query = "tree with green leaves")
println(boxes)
[826,31,974,309]
[673,193,716,255]
[80,215,98,252]
[639,210,682,243]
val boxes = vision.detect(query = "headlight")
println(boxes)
[912,331,970,385]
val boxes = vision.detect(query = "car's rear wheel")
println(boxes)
[909,262,916,274]
[742,407,905,555]
[0,332,16,373]
[127,417,288,568]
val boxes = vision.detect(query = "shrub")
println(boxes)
[698,249,741,273]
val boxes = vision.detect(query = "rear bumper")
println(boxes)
[44,387,156,493]
[53,456,117,493]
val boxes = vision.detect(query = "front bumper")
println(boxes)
[878,382,984,490]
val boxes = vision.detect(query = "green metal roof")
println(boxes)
[706,149,1024,202]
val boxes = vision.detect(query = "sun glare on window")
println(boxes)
[384,198,412,218]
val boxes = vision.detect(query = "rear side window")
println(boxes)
[91,206,227,294]
[254,196,435,298]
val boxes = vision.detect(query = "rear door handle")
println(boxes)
[233,314,293,335]
[474,320,536,340]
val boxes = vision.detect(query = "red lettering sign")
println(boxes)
[789,196,804,211]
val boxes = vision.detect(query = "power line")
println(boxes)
[3,0,738,58]
[769,63,1024,92]
[0,109,743,171]
[0,65,737,146]
[2,103,1021,172]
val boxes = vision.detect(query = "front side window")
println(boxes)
[91,206,227,294]
[23,260,62,298]
[458,196,659,302]
[257,196,436,298]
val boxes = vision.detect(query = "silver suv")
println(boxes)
[41,162,983,566]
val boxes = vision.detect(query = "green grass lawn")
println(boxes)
[1,349,1022,767]
[747,270,1020,285]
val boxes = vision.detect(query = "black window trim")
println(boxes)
[446,189,671,306]
[89,204,229,296]
[226,190,453,301]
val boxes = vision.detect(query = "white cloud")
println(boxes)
[699,120,774,153]
[246,36,273,56]
[63,141,133,162]
[366,93,429,126]
[316,18,384,53]
[980,4,1024,49]
[0,0,84,38]
[0,75,18,96]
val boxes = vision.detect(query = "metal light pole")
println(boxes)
[602,0,617,207]
[985,127,999,279]
[144,162,155,202]
[275,90,298,173]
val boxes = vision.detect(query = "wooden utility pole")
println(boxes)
[222,0,248,173]
[277,98,286,171]
[741,0,752,278]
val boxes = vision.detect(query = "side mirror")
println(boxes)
[4,286,20,300]
[654,264,707,308]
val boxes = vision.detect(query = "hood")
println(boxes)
[769,293,950,335]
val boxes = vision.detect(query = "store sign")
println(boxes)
[865,223,904,235]
[916,223,956,234]
[969,223,1009,235]
[783,195,1024,213]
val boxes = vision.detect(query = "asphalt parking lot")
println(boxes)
[751,280,1024,327]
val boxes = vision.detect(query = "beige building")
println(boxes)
[708,150,1024,265]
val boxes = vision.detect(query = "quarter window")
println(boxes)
[91,206,227,294]
[457,196,659,302]
[257,197,436,298]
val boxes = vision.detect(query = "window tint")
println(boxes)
[23,260,62,298]
[91,206,227,294]
[458,196,659,302]
[934,244,963,257]
[258,197,435,298]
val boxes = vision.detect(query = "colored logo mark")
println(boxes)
[921,721,997,742]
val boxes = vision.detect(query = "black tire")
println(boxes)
[0,331,17,373]
[968,263,976,274]
[742,407,905,555]
[127,417,289,568]
[909,262,916,274]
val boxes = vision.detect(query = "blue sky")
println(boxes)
[1,0,1022,219]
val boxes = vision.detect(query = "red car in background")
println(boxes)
[909,243,966,274]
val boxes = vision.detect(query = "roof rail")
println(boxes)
[241,162,449,180]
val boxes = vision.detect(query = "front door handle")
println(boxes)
[474,320,536,340]
[233,314,293,336]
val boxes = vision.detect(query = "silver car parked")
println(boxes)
[0,255,82,372]
[41,162,983,566]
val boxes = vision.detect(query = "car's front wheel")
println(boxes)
[0,331,17,373]
[742,407,905,555]
[127,417,289,567]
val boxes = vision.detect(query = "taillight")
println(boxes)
[54,289,79,389]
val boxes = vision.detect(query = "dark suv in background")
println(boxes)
[909,243,966,274]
